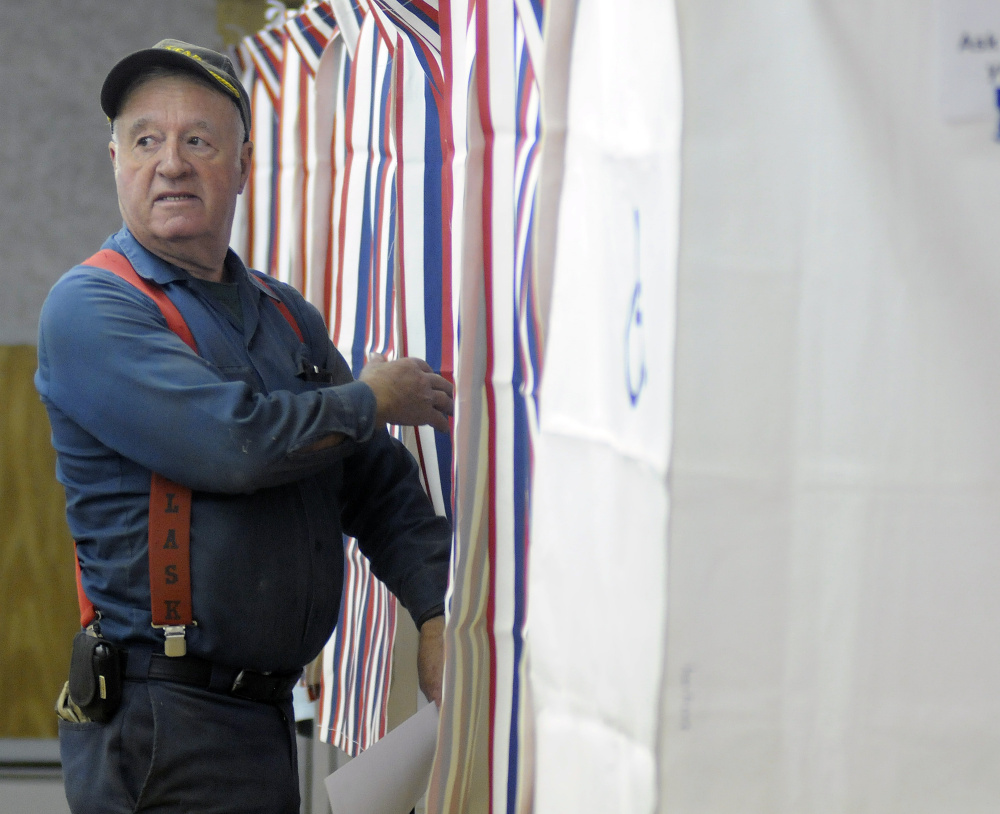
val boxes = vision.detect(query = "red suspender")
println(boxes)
[88,249,198,352]
[74,249,302,656]
[260,279,304,343]
[75,554,95,628]
[146,474,194,655]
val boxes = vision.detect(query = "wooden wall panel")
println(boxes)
[0,345,77,738]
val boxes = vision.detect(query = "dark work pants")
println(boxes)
[59,678,299,814]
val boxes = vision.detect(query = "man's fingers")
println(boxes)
[428,411,450,434]
[424,371,453,426]
[430,374,454,397]
[432,389,454,416]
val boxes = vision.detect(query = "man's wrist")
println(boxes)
[418,611,445,631]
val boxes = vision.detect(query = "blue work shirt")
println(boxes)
[36,228,450,673]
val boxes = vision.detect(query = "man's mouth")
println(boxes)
[155,193,198,203]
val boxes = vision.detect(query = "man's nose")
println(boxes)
[157,139,190,176]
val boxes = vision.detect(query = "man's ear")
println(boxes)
[109,140,118,175]
[238,140,254,194]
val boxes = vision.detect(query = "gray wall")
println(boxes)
[0,0,221,345]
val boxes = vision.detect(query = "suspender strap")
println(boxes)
[81,249,196,654]
[73,248,305,655]
[74,546,96,628]
[261,294,306,342]
[87,249,198,352]
[267,291,304,343]
[148,473,194,656]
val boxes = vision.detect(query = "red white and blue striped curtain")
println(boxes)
[317,0,457,752]
[273,19,305,291]
[321,3,410,755]
[287,2,343,314]
[325,5,391,371]
[424,0,546,811]
[233,0,559,803]
[365,0,455,519]
[233,26,284,273]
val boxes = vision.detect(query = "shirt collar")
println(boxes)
[105,226,279,302]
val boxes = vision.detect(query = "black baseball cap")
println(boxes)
[101,39,251,141]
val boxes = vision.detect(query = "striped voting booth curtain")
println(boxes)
[425,0,546,811]
[331,10,398,372]
[286,3,343,315]
[365,0,455,521]
[233,33,275,272]
[239,26,285,276]
[319,0,457,751]
[274,27,306,290]
[233,0,554,800]
[297,2,401,757]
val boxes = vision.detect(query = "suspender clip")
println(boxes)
[163,625,188,658]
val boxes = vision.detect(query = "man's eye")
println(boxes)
[136,136,153,148]
[189,136,206,146]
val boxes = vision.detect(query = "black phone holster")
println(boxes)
[68,630,123,723]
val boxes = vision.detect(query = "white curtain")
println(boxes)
[528,0,683,810]
[660,1,1000,811]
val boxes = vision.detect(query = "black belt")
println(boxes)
[124,650,302,704]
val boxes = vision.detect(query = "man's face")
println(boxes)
[109,74,252,273]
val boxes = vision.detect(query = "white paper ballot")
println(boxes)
[325,703,439,814]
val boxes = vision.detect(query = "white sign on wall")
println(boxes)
[938,0,1000,121]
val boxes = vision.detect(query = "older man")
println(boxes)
[37,40,451,814]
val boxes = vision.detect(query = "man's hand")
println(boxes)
[303,651,323,701]
[417,615,446,707]
[359,353,454,433]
